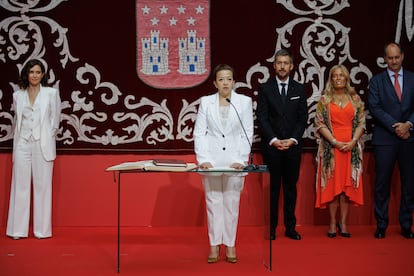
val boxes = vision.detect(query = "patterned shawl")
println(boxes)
[314,94,366,190]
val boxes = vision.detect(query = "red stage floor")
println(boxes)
[0,225,412,276]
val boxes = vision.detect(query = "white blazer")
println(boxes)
[13,85,61,161]
[194,91,253,167]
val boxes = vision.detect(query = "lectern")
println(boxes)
[106,163,271,273]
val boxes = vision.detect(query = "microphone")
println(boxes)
[226,98,257,171]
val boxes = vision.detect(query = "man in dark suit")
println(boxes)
[368,42,414,239]
[257,49,308,240]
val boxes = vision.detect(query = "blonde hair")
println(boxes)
[323,65,356,97]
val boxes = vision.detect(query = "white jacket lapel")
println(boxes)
[209,93,226,134]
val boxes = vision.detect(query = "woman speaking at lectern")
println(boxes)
[194,64,254,263]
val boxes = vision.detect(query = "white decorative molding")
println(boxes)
[0,0,177,147]
[271,0,372,141]
[377,0,414,68]
[176,98,199,142]
[396,0,414,42]
[121,96,175,145]
[0,0,410,149]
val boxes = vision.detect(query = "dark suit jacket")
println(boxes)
[256,77,308,147]
[368,69,414,145]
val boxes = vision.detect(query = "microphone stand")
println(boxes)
[226,98,257,171]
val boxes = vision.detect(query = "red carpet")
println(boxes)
[0,225,412,276]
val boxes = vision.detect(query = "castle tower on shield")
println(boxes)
[141,30,169,75]
[178,30,207,75]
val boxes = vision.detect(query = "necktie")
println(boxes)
[394,74,402,101]
[281,83,287,103]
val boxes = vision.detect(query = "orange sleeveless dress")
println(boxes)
[316,102,364,208]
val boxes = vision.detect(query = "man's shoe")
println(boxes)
[374,228,386,239]
[401,228,414,239]
[285,231,301,240]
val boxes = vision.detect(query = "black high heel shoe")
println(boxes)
[337,223,351,238]
[327,232,337,238]
[327,224,337,238]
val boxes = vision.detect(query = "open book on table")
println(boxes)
[152,158,187,167]
[106,160,197,172]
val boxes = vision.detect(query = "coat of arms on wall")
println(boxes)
[136,0,210,89]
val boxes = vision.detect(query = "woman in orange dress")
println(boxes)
[315,65,366,238]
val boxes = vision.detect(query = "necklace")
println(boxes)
[334,94,345,108]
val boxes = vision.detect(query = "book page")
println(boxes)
[106,160,197,172]
[152,158,187,167]
[105,160,153,171]
[144,163,198,172]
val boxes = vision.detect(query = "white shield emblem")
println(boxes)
[136,0,210,89]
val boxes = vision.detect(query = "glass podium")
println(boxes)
[107,165,271,273]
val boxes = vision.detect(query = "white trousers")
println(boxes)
[6,137,54,238]
[203,175,244,247]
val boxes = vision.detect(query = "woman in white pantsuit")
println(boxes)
[6,59,61,239]
[194,64,253,263]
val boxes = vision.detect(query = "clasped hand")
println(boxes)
[199,162,244,169]
[334,139,357,152]
[272,139,294,151]
[393,122,411,140]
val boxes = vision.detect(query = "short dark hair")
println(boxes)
[274,49,293,64]
[212,64,235,81]
[19,59,48,89]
